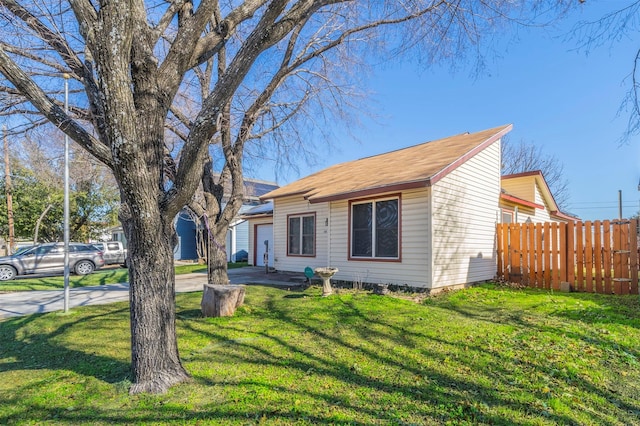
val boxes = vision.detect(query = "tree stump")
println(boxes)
[201,284,246,317]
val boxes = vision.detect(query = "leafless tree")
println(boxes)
[571,1,640,141]
[501,137,571,209]
[0,0,577,394]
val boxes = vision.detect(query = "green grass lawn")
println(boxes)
[0,262,247,292]
[1,283,639,425]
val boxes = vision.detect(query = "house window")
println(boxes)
[350,196,399,259]
[501,210,513,223]
[288,214,315,256]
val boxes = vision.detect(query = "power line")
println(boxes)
[569,201,639,206]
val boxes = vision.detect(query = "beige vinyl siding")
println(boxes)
[272,197,329,273]
[247,216,272,266]
[501,177,534,201]
[431,139,501,288]
[507,204,548,224]
[532,181,553,222]
[325,188,432,288]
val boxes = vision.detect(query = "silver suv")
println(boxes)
[0,242,105,281]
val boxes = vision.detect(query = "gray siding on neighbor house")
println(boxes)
[226,220,249,262]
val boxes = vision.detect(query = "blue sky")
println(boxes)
[259,2,640,221]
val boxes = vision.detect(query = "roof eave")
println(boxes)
[500,192,545,210]
[308,180,431,204]
[259,189,311,202]
[551,210,581,221]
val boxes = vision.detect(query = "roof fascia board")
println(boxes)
[500,193,544,210]
[533,174,560,212]
[260,189,310,202]
[308,180,429,204]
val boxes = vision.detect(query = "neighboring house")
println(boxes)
[258,125,513,291]
[173,177,279,262]
[103,178,278,262]
[500,171,578,224]
[101,225,127,248]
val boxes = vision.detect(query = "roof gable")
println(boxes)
[263,124,512,203]
[501,171,558,212]
[501,171,580,221]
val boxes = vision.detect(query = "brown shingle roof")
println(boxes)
[262,124,512,203]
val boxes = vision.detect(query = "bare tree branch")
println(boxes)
[0,47,112,165]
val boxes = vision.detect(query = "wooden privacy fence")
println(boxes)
[496,219,639,295]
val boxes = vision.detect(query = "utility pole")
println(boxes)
[3,125,14,255]
[619,189,623,220]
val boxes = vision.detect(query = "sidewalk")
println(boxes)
[0,267,306,320]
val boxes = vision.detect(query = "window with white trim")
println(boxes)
[350,197,399,259]
[288,214,315,256]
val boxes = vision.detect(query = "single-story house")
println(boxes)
[256,125,513,291]
[247,170,578,268]
[253,124,579,292]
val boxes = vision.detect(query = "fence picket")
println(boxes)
[585,221,593,293]
[535,223,544,287]
[567,221,575,285]
[594,221,603,293]
[543,222,551,289]
[521,224,529,285]
[576,222,584,292]
[528,222,536,286]
[603,220,612,294]
[551,223,560,290]
[630,219,638,295]
[510,224,521,283]
[559,223,567,284]
[620,222,630,295]
[613,222,623,295]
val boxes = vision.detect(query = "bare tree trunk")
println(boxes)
[123,209,190,394]
[33,204,52,243]
[208,226,229,285]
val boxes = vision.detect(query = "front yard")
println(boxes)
[1,283,639,425]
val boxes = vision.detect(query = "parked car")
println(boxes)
[0,242,105,281]
[92,241,128,266]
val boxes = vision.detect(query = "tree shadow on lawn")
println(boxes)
[426,288,640,421]
[0,308,131,384]
[175,289,593,425]
[437,286,640,358]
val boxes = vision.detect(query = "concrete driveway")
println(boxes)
[0,267,305,320]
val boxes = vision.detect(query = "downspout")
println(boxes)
[230,225,235,262]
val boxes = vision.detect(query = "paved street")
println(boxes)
[0,267,305,320]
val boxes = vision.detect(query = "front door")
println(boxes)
[255,224,273,267]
